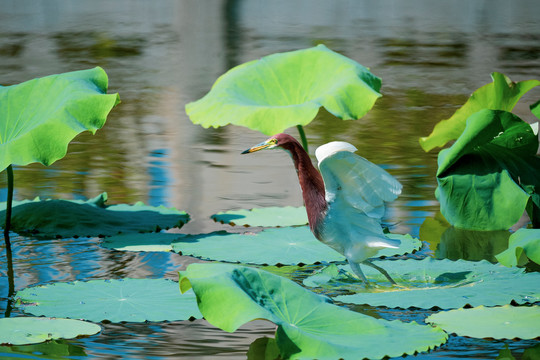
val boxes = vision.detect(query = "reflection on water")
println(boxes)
[1,0,540,358]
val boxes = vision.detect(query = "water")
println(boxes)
[1,0,539,358]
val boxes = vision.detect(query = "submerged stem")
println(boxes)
[296,125,309,153]
[4,165,13,242]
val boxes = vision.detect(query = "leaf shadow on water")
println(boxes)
[419,213,512,263]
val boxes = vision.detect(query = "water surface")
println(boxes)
[1,1,539,358]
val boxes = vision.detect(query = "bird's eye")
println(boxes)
[269,138,278,145]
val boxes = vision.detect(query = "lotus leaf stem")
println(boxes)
[296,125,309,152]
[4,165,13,242]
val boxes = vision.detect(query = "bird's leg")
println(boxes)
[347,259,370,287]
[361,260,397,285]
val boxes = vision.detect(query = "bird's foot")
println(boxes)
[361,260,398,286]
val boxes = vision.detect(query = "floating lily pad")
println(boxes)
[211,206,308,227]
[172,226,420,265]
[101,232,183,252]
[419,72,540,152]
[0,193,189,237]
[0,317,101,345]
[0,67,120,172]
[186,44,381,135]
[16,278,202,323]
[426,305,540,339]
[496,228,540,267]
[304,258,540,309]
[179,263,447,360]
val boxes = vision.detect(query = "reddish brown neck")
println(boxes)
[280,141,326,231]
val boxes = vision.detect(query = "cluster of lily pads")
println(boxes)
[1,45,540,359]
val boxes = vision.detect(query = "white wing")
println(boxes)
[316,142,402,219]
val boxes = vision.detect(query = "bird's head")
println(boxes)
[241,133,298,154]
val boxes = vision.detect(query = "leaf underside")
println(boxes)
[186,44,382,135]
[0,67,120,172]
[179,263,447,360]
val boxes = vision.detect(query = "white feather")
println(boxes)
[315,141,358,166]
[316,141,402,219]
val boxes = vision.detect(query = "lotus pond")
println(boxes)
[1,1,540,359]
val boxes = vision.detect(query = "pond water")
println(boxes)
[1,0,539,358]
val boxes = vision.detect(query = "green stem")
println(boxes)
[296,125,309,152]
[4,165,13,242]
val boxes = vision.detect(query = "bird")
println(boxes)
[242,133,403,286]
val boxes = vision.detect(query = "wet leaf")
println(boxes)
[419,72,540,152]
[0,193,190,237]
[211,206,308,227]
[16,279,202,322]
[171,226,420,265]
[0,67,120,172]
[496,228,540,267]
[304,258,540,309]
[186,44,381,135]
[426,305,540,339]
[179,263,447,360]
[0,317,101,345]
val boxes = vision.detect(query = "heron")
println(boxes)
[242,133,402,286]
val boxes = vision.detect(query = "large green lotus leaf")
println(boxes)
[211,206,308,227]
[419,72,540,152]
[496,228,540,267]
[185,44,381,135]
[179,263,447,360]
[0,67,120,172]
[0,317,101,345]
[435,110,540,230]
[304,258,540,309]
[426,305,540,340]
[172,226,420,265]
[16,278,202,322]
[0,192,189,237]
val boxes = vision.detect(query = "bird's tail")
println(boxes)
[367,236,400,249]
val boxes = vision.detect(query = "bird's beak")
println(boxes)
[241,140,274,154]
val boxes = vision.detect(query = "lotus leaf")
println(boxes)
[304,258,540,309]
[0,339,88,358]
[496,228,540,267]
[0,317,101,345]
[435,109,540,230]
[426,305,540,339]
[531,99,540,121]
[419,72,540,152]
[0,67,120,172]
[171,226,420,265]
[16,278,202,322]
[0,192,189,237]
[101,232,183,252]
[211,206,308,227]
[179,263,447,360]
[185,44,381,135]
